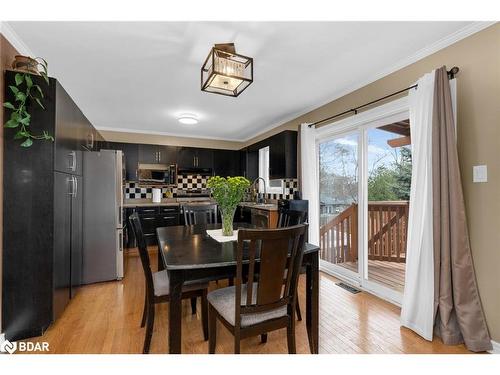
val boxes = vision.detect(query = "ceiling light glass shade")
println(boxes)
[201,43,253,97]
[177,114,199,125]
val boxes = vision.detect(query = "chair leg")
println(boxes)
[208,305,217,354]
[201,290,209,341]
[295,300,302,321]
[143,303,155,354]
[260,334,268,343]
[287,319,296,354]
[140,292,148,327]
[234,334,240,354]
[190,297,197,315]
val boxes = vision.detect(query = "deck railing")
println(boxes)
[319,201,409,264]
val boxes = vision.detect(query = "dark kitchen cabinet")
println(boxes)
[139,144,178,165]
[134,206,180,246]
[159,145,178,164]
[247,130,297,179]
[178,147,213,169]
[213,149,240,177]
[138,144,159,164]
[2,71,89,340]
[106,142,139,181]
[240,149,258,181]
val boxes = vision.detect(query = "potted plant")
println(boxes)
[207,176,251,236]
[3,56,53,147]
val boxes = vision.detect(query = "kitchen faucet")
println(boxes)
[251,177,267,204]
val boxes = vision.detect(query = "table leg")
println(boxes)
[168,270,184,354]
[305,252,319,354]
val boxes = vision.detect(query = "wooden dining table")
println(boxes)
[156,223,320,354]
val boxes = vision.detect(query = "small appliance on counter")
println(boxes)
[152,188,162,203]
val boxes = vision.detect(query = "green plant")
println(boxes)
[3,58,54,147]
[207,176,251,236]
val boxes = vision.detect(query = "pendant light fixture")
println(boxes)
[201,43,253,97]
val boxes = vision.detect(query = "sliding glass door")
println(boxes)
[317,106,411,304]
[318,132,360,281]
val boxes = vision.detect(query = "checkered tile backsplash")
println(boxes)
[124,175,299,200]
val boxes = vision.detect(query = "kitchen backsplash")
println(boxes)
[124,175,298,200]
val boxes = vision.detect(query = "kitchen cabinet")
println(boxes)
[159,145,178,164]
[178,147,213,169]
[213,149,240,177]
[247,130,297,179]
[107,142,139,181]
[2,71,88,340]
[139,144,177,165]
[134,206,180,246]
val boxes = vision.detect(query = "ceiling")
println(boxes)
[8,21,476,141]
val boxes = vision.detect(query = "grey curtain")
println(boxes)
[432,66,492,352]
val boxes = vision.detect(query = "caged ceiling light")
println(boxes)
[201,43,253,97]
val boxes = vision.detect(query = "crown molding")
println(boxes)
[0,22,34,56]
[96,126,245,144]
[2,21,495,144]
[239,21,497,144]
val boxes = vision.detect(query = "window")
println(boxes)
[258,146,284,194]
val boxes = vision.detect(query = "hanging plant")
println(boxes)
[3,57,54,147]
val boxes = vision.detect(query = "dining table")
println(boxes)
[156,223,320,354]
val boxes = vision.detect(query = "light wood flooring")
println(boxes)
[24,248,471,354]
[340,260,406,292]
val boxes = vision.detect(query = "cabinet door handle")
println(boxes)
[163,216,176,219]
[141,217,156,221]
[68,151,76,172]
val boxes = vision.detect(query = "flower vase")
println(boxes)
[221,206,237,236]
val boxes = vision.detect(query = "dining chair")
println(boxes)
[207,224,308,354]
[129,212,209,354]
[183,204,218,226]
[277,209,307,228]
[277,209,308,321]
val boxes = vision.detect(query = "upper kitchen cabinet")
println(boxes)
[178,147,214,170]
[213,149,240,177]
[54,82,84,176]
[138,144,177,165]
[247,130,297,179]
[106,142,139,181]
[159,145,178,164]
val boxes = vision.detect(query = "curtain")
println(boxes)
[300,123,319,246]
[400,72,436,340]
[432,66,491,352]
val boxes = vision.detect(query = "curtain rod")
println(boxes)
[308,66,459,128]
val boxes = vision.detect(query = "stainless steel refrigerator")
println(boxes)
[82,150,124,284]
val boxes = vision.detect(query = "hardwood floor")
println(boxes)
[341,260,406,292]
[25,248,471,354]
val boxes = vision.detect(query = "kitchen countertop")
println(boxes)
[123,198,216,208]
[238,202,279,212]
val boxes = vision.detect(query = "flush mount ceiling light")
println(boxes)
[201,43,253,97]
[177,114,199,125]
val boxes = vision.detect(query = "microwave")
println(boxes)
[138,164,177,185]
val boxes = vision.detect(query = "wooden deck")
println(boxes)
[339,260,406,292]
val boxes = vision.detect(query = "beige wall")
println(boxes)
[0,34,19,333]
[99,129,244,150]
[244,24,500,342]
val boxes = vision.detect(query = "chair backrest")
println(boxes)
[277,209,307,228]
[235,224,308,327]
[129,212,154,299]
[251,212,269,228]
[183,204,218,226]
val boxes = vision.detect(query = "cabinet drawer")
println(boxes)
[160,214,179,227]
[160,206,179,214]
[139,215,158,235]
[136,207,160,215]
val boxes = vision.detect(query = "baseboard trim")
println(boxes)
[489,340,500,354]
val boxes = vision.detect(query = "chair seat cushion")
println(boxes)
[207,283,287,327]
[152,270,208,297]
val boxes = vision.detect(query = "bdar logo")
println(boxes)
[0,339,17,354]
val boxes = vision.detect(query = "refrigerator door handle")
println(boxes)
[73,176,78,198]
[68,151,77,172]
